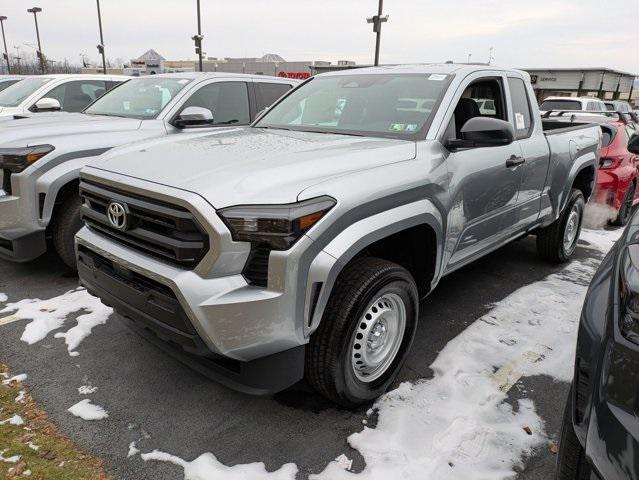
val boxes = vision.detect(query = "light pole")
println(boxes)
[0,17,10,74]
[27,7,45,73]
[13,46,20,74]
[192,0,204,72]
[366,0,388,67]
[96,0,106,74]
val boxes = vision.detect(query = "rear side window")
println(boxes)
[45,80,107,112]
[540,99,582,111]
[255,82,292,112]
[180,81,250,125]
[508,77,533,139]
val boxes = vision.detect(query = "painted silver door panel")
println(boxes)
[445,142,523,268]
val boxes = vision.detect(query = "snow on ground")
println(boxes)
[0,451,21,463]
[14,390,25,403]
[78,385,98,395]
[135,228,623,480]
[140,450,298,480]
[128,441,140,458]
[2,373,27,385]
[67,399,109,421]
[0,293,7,303]
[0,288,112,356]
[0,414,24,426]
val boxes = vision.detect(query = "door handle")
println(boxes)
[506,155,525,168]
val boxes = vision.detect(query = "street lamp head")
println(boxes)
[27,7,42,13]
[0,16,7,22]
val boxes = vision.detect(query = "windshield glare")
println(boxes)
[84,77,192,119]
[0,77,52,107]
[255,73,450,138]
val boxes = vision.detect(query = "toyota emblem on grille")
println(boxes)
[107,201,129,230]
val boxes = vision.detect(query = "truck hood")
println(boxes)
[88,127,416,208]
[0,113,142,145]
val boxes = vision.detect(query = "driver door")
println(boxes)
[443,74,523,270]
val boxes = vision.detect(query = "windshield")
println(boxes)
[255,73,451,138]
[0,77,52,107]
[540,99,582,111]
[84,77,192,119]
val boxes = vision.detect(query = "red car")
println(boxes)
[593,116,639,225]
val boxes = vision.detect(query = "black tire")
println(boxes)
[537,189,585,263]
[51,194,83,270]
[305,257,419,407]
[613,182,635,226]
[556,386,591,480]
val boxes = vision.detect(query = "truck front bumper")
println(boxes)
[0,193,46,262]
[76,226,308,395]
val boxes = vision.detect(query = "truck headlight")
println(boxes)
[0,145,55,173]
[620,244,639,344]
[219,196,336,250]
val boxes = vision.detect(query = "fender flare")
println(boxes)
[301,198,444,336]
[557,149,597,218]
[35,151,110,224]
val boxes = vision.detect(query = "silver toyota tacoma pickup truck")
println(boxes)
[0,73,296,268]
[76,64,601,406]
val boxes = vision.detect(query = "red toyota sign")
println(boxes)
[278,71,311,80]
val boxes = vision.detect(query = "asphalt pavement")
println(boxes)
[0,236,603,480]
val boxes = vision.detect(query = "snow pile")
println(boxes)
[0,293,7,303]
[2,374,27,385]
[0,414,24,426]
[128,442,140,458]
[78,385,98,395]
[0,288,112,355]
[141,450,298,480]
[67,399,108,421]
[14,391,26,403]
[0,451,21,463]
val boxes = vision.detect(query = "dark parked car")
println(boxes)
[556,134,639,480]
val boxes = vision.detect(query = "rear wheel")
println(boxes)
[305,257,418,407]
[613,182,635,226]
[556,386,592,480]
[52,194,83,270]
[537,189,585,263]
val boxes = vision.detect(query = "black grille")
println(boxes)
[80,180,209,268]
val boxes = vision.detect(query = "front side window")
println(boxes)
[180,81,250,125]
[255,73,450,139]
[0,77,52,107]
[255,82,292,111]
[44,80,107,112]
[84,77,192,119]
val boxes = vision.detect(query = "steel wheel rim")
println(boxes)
[351,292,406,383]
[563,203,581,253]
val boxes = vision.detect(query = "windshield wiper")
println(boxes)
[258,125,293,131]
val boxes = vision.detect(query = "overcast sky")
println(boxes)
[1,0,637,72]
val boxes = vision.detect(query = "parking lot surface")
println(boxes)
[0,229,618,480]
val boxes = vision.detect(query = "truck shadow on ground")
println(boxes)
[0,234,603,480]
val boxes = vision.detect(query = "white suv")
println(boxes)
[540,96,607,113]
[0,74,129,116]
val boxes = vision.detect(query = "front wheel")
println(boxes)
[305,257,419,407]
[537,189,585,263]
[51,194,83,270]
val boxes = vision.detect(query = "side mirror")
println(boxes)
[173,106,214,128]
[33,97,61,112]
[629,134,639,155]
[446,117,515,150]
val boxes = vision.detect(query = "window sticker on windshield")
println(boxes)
[515,112,525,130]
[405,124,419,132]
[389,123,406,131]
[428,74,447,81]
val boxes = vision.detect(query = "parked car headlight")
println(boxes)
[0,145,55,173]
[219,196,336,250]
[620,244,639,344]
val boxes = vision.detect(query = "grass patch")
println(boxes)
[0,364,109,479]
